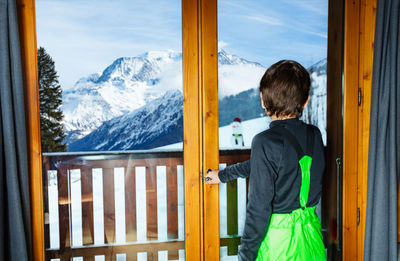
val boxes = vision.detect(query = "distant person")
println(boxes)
[206,60,326,260]
[231,117,245,148]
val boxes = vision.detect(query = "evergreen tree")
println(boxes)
[37,47,67,152]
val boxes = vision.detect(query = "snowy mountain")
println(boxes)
[218,49,266,98]
[62,50,183,144]
[218,58,327,144]
[63,50,327,151]
[68,90,183,151]
[302,58,327,144]
[62,49,264,145]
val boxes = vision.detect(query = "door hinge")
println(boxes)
[357,208,360,226]
[358,88,362,106]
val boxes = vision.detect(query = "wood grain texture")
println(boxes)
[103,168,115,244]
[125,166,137,242]
[182,0,203,259]
[81,167,94,245]
[167,166,179,239]
[57,168,70,250]
[46,240,185,259]
[343,0,361,259]
[357,0,376,257]
[146,166,158,240]
[200,0,220,260]
[226,180,238,255]
[16,0,45,260]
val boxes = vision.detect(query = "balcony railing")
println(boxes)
[42,149,250,261]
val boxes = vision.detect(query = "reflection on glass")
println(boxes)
[217,0,328,259]
[43,152,185,260]
[37,0,185,260]
[36,0,183,153]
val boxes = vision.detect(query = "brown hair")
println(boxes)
[259,60,311,118]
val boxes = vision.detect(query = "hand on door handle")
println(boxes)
[204,169,221,184]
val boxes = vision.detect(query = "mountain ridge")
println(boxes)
[63,51,327,151]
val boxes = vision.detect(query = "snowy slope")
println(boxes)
[62,50,183,144]
[62,49,265,145]
[64,51,327,151]
[158,116,271,150]
[301,58,327,144]
[218,49,266,98]
[68,90,183,151]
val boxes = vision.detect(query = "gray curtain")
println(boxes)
[0,0,33,260]
[364,0,400,260]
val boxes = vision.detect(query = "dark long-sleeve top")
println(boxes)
[218,118,325,261]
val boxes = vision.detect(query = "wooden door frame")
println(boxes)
[18,0,377,260]
[18,0,218,260]
[16,1,44,260]
[182,0,219,259]
[342,0,376,260]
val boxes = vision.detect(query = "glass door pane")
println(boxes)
[37,1,185,260]
[217,0,328,259]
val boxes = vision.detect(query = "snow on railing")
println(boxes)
[42,149,250,261]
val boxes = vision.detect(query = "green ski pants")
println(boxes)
[255,206,326,261]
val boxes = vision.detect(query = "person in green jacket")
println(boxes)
[206,60,327,261]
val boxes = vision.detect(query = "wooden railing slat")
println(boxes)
[81,167,94,245]
[45,240,184,259]
[167,166,179,239]
[103,168,115,244]
[42,150,250,259]
[146,166,158,240]
[57,167,70,250]
[227,179,239,255]
[125,166,137,242]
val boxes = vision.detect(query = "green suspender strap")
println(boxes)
[277,126,314,209]
[255,126,326,261]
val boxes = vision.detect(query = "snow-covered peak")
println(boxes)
[62,50,184,143]
[308,58,327,76]
[140,50,182,62]
[218,49,262,67]
[74,73,100,85]
[97,56,156,83]
[68,89,184,151]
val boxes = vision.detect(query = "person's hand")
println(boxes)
[205,169,221,184]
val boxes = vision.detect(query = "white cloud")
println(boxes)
[36,0,182,89]
[244,15,283,26]
[218,41,228,49]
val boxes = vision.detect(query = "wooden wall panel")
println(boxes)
[16,0,45,260]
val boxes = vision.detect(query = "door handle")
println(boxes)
[336,157,342,252]
[203,169,212,181]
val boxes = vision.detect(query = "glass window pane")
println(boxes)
[37,1,185,259]
[217,0,328,259]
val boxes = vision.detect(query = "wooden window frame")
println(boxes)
[17,0,379,260]
[18,0,219,259]
[343,0,376,260]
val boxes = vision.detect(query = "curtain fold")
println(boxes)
[0,0,33,260]
[364,0,400,260]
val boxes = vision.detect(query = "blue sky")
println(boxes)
[36,0,327,90]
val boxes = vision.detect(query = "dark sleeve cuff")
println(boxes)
[218,169,229,183]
